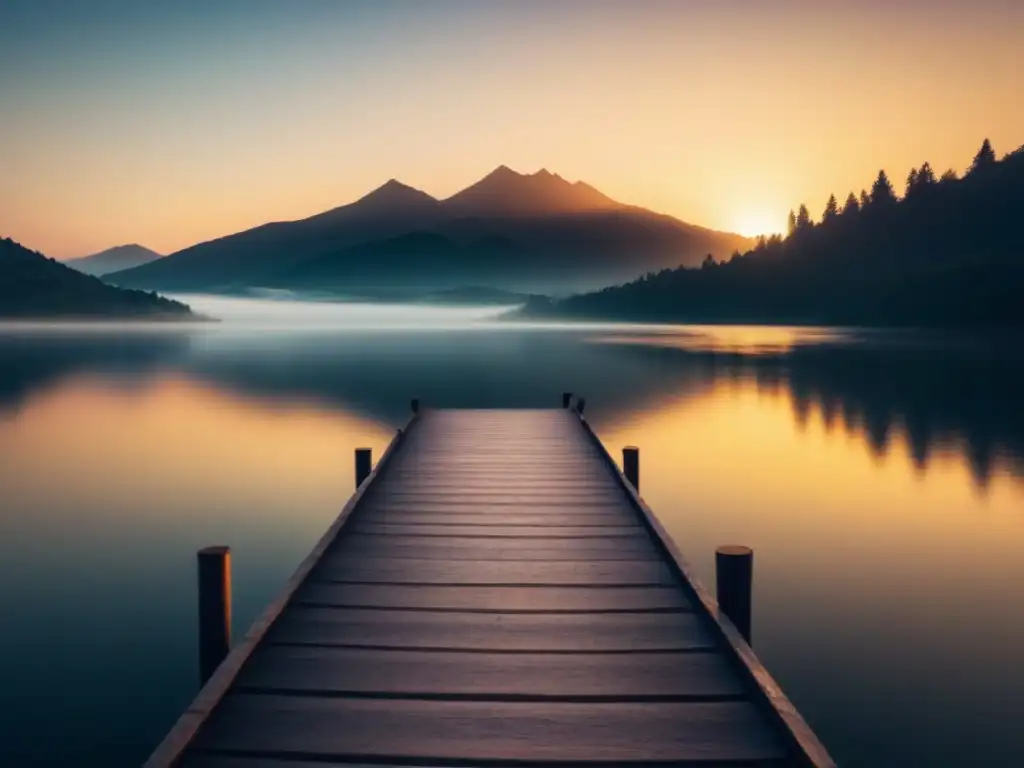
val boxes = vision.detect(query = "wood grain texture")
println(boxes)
[236,646,744,699]
[329,539,659,561]
[295,583,692,612]
[350,511,634,526]
[183,759,394,768]
[268,606,715,652]
[311,557,676,586]
[336,533,659,556]
[345,523,646,538]
[362,494,626,508]
[372,478,622,488]
[192,695,786,763]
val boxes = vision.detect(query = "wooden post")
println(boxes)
[355,448,372,488]
[197,546,231,686]
[575,396,586,415]
[623,446,639,491]
[716,545,753,643]
[410,398,420,414]
[562,392,573,408]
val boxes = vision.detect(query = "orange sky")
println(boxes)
[1,1,1021,258]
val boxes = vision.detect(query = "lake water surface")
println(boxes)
[1,296,1022,766]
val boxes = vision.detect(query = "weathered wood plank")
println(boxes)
[311,557,676,586]
[367,490,625,502]
[336,533,659,556]
[191,696,786,763]
[296,583,692,612]
[182,758,393,768]
[269,606,715,651]
[372,479,618,489]
[346,524,646,538]
[358,500,629,513]
[387,462,606,471]
[348,511,635,527]
[236,646,744,700]
[364,499,626,512]
[327,540,660,561]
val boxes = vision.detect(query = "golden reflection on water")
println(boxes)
[594,325,851,355]
[0,374,392,538]
[598,376,1024,613]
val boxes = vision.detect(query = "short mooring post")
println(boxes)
[715,545,753,644]
[197,545,232,686]
[410,398,420,414]
[562,392,573,409]
[623,446,639,491]
[355,447,373,488]
[575,396,586,415]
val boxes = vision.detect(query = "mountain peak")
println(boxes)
[478,165,519,182]
[64,243,163,276]
[443,166,623,216]
[359,178,437,205]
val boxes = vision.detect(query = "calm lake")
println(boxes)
[1,295,1022,767]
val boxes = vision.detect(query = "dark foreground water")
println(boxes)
[1,296,1022,767]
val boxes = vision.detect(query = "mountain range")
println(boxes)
[0,238,193,319]
[65,244,163,276]
[106,167,752,295]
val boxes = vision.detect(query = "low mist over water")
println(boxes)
[1,299,1022,766]
[174,294,515,330]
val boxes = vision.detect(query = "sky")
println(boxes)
[1,0,1021,258]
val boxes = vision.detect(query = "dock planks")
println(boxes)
[149,408,834,767]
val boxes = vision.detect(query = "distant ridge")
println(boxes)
[66,244,163,276]
[106,166,753,295]
[0,238,193,318]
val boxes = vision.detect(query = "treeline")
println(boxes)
[0,237,194,318]
[528,139,1024,327]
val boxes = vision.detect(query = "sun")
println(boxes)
[733,212,783,238]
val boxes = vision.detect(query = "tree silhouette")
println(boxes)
[917,162,936,186]
[822,194,839,222]
[969,138,996,174]
[842,192,860,216]
[787,210,797,236]
[906,168,919,195]
[859,189,871,209]
[870,170,896,205]
[940,168,958,183]
[796,204,812,229]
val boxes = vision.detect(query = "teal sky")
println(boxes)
[2,0,1022,257]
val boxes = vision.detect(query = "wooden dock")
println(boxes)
[147,406,834,767]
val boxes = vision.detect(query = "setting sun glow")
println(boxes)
[733,212,784,238]
[1,2,1021,257]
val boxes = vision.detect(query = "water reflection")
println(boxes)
[1,307,1023,767]
[594,332,1024,488]
[0,332,189,413]
[0,318,1021,488]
